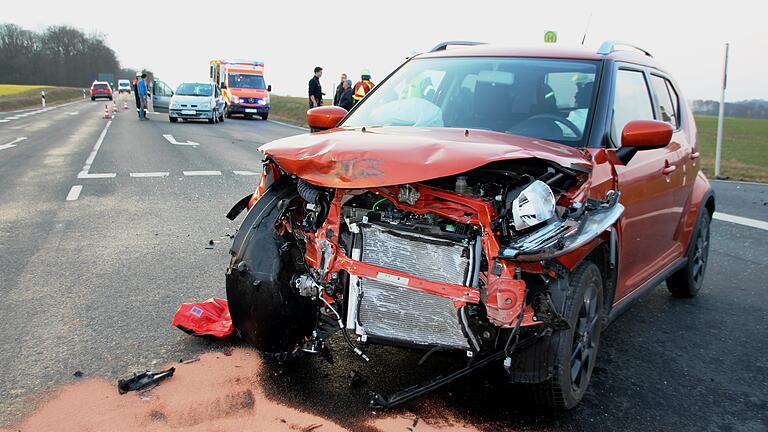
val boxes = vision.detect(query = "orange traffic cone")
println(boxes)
[112,101,118,113]
[103,104,111,119]
[123,101,129,110]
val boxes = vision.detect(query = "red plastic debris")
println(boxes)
[172,297,233,338]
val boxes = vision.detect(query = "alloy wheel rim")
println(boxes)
[570,282,599,393]
[691,218,709,287]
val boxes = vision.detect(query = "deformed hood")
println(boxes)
[259,126,592,188]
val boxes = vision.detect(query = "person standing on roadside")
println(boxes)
[333,73,347,106]
[338,80,355,111]
[132,72,141,118]
[353,69,375,104]
[308,66,323,109]
[137,73,149,120]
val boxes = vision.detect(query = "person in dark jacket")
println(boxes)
[132,72,141,118]
[333,73,347,106]
[337,79,355,111]
[308,66,323,109]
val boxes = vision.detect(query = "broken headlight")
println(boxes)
[511,180,556,230]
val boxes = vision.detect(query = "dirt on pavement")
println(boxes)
[2,348,479,432]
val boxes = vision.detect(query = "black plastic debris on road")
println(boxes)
[117,367,175,394]
[73,370,83,378]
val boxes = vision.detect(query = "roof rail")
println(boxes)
[429,40,486,53]
[597,40,653,58]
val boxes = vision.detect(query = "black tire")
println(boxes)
[261,113,269,121]
[208,111,215,124]
[530,261,605,410]
[666,211,711,298]
[169,117,177,123]
[91,97,95,101]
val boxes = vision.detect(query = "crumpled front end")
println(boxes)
[228,155,623,359]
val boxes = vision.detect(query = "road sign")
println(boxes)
[544,31,558,43]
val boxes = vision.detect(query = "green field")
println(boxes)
[268,94,331,126]
[695,115,768,183]
[0,84,85,111]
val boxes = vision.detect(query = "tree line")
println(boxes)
[0,23,139,87]
[691,99,768,119]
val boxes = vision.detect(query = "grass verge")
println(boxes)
[268,95,332,127]
[0,85,86,112]
[696,115,768,183]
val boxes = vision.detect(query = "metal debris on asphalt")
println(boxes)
[117,367,175,394]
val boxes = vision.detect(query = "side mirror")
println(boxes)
[614,120,673,165]
[267,84,272,92]
[307,106,347,131]
[621,120,673,149]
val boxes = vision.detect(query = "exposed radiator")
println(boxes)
[347,223,473,350]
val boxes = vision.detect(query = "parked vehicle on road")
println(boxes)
[210,59,271,120]
[90,81,113,100]
[225,41,715,411]
[117,79,132,94]
[168,82,225,124]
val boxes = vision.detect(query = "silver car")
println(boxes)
[168,82,225,123]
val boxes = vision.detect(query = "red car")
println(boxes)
[225,41,714,410]
[90,81,113,100]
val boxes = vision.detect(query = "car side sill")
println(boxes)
[607,257,686,325]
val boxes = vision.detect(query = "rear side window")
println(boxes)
[650,75,679,128]
[612,69,654,145]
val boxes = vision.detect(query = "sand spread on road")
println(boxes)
[2,348,480,432]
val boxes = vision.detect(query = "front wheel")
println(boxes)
[261,113,269,121]
[530,261,604,410]
[169,117,177,123]
[208,110,215,124]
[226,177,315,353]
[667,211,711,297]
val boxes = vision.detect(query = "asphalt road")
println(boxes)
[0,99,766,431]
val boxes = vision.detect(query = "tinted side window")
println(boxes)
[650,75,678,128]
[612,69,654,145]
[666,80,680,126]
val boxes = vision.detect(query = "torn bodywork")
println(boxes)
[226,131,623,406]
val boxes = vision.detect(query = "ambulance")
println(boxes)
[210,59,271,120]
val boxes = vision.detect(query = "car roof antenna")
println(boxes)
[580,11,593,46]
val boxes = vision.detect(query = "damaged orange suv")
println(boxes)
[225,41,714,410]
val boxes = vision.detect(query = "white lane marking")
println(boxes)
[67,111,79,116]
[78,172,116,179]
[0,137,28,151]
[268,119,309,131]
[4,116,20,120]
[233,170,259,176]
[713,212,768,232]
[76,121,116,178]
[65,185,83,201]
[130,172,169,178]
[84,121,111,167]
[183,170,221,176]
[0,120,9,123]
[163,134,199,146]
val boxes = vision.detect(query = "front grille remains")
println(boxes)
[350,223,472,350]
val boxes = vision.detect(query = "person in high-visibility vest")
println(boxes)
[353,69,375,102]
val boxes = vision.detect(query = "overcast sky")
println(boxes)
[5,0,766,101]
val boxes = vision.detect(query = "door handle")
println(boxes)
[690,151,700,160]
[662,164,677,175]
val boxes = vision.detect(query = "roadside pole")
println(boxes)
[714,43,729,178]
[41,90,46,108]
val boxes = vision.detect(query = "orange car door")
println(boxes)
[610,68,686,302]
